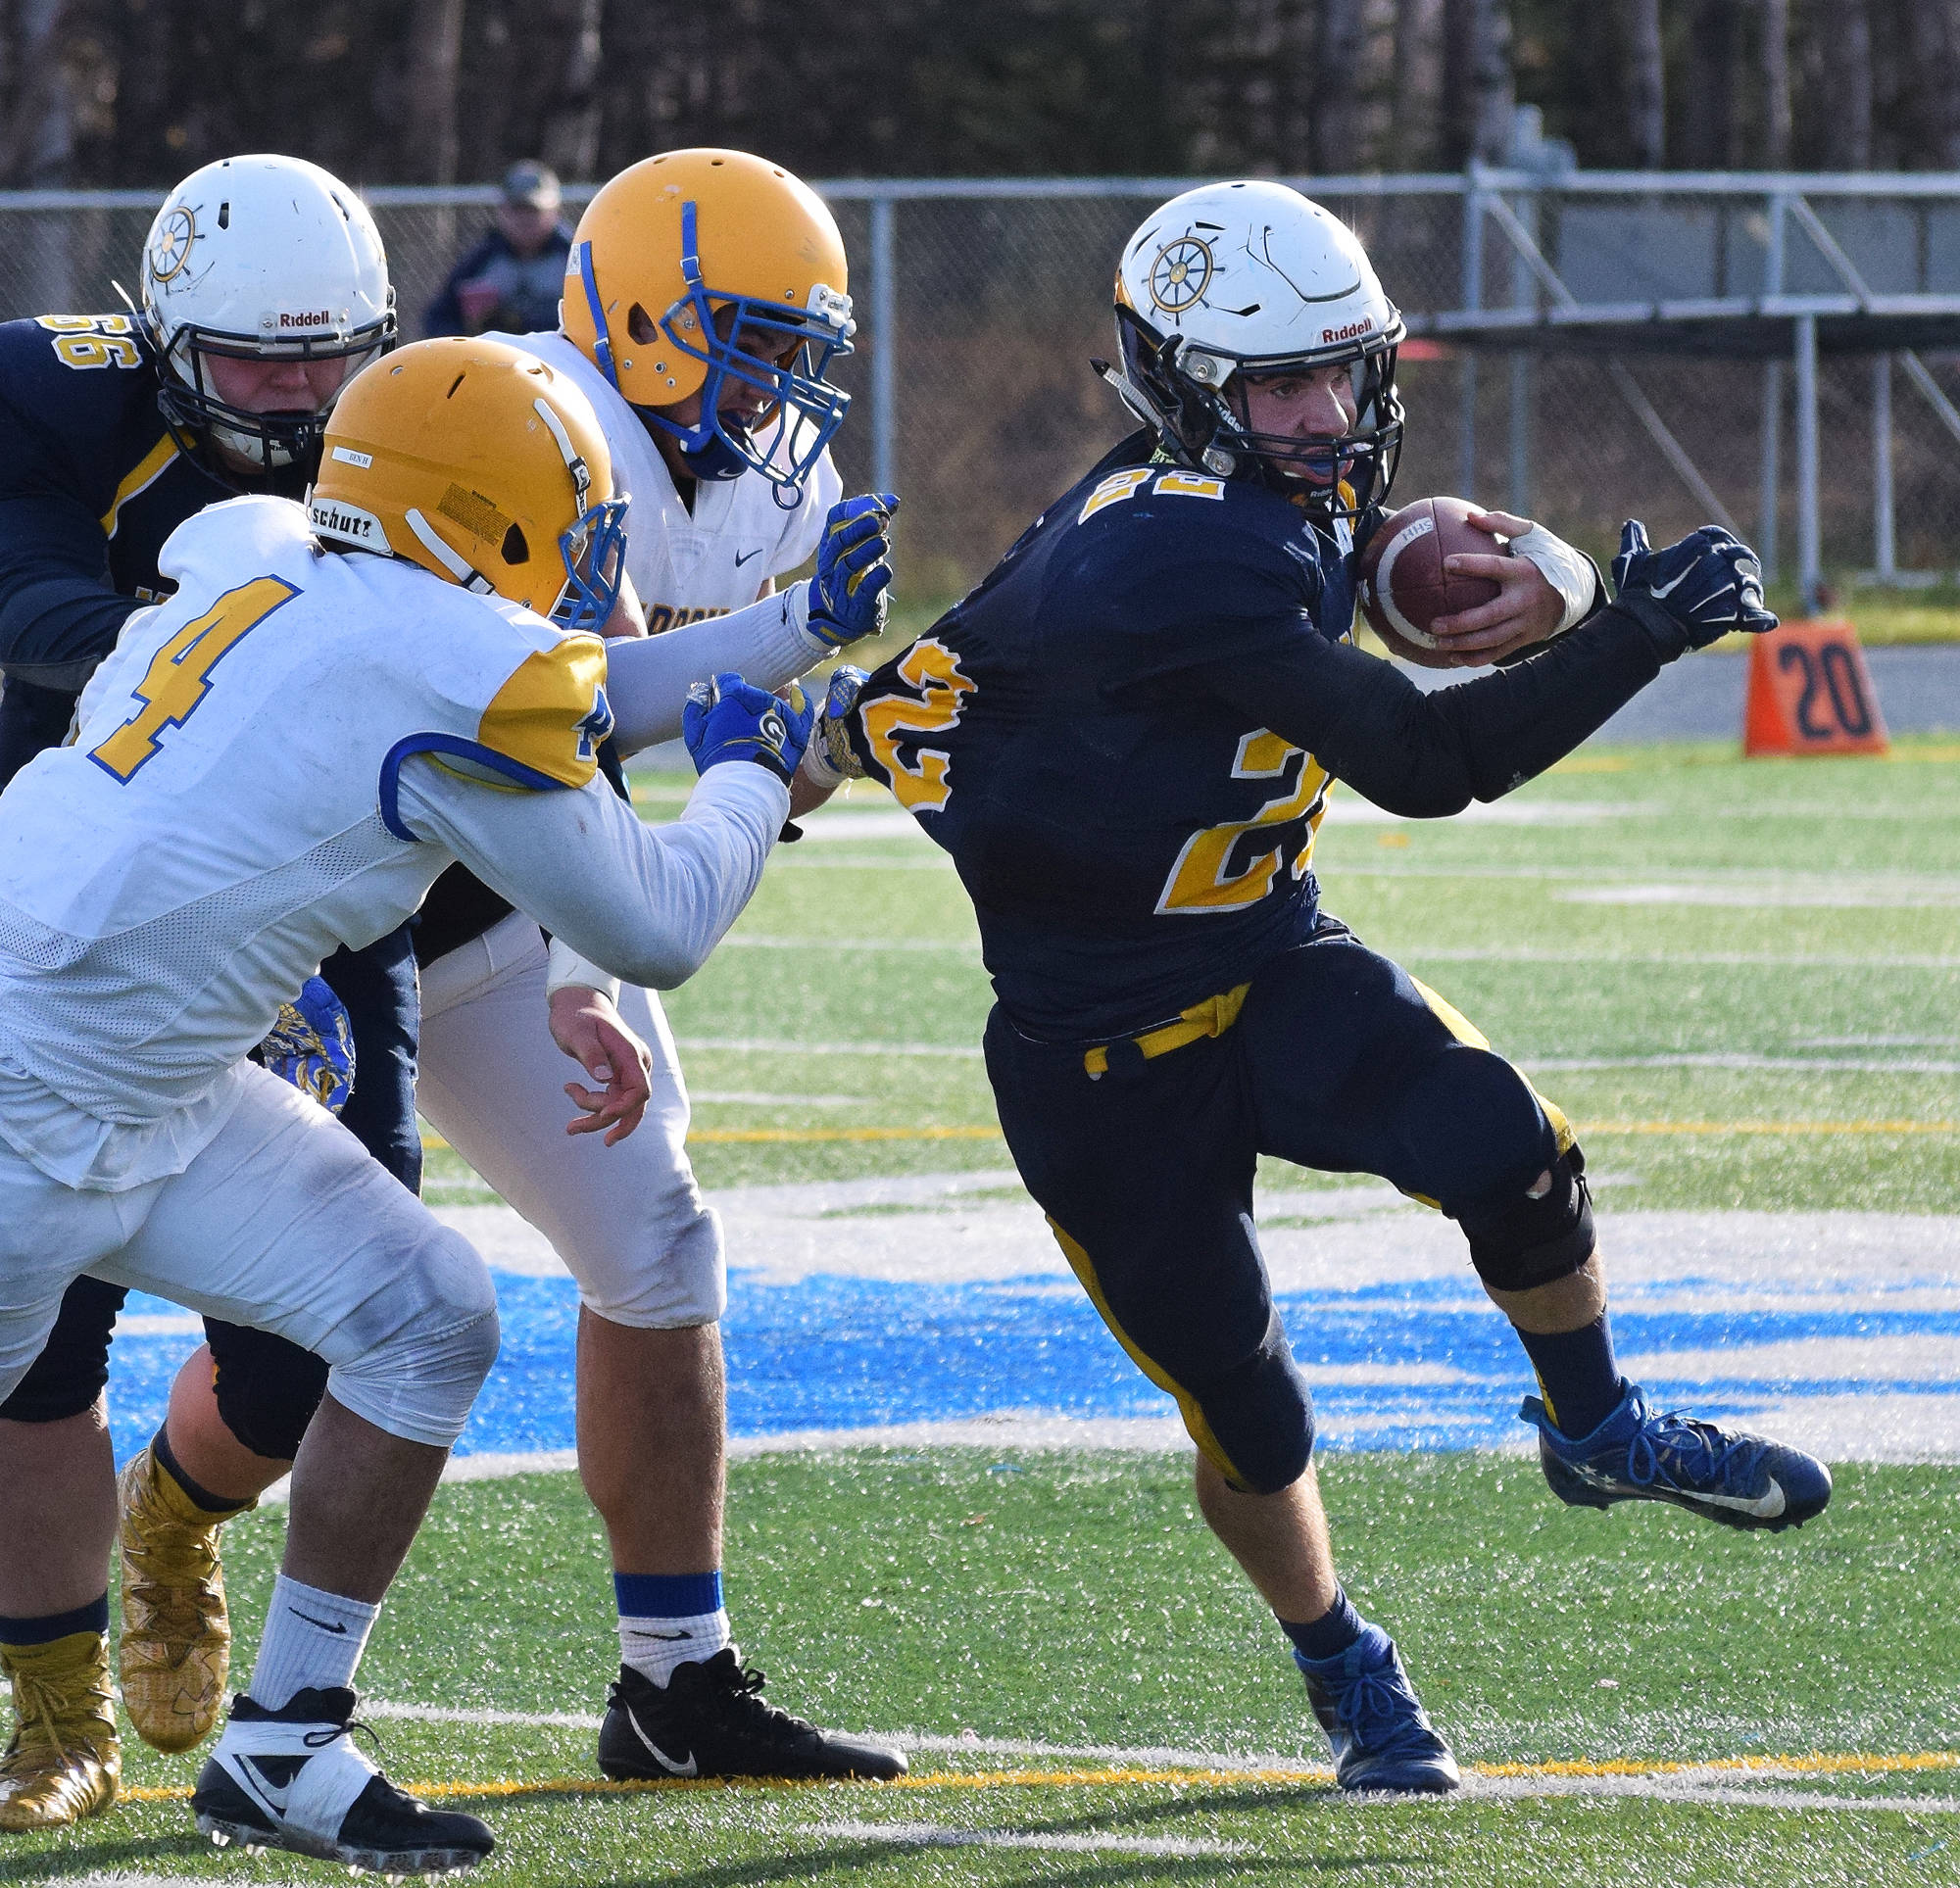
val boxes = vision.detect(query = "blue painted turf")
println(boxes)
[98,1269,1960,1466]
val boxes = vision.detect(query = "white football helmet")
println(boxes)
[1104,180,1405,514]
[137,154,396,476]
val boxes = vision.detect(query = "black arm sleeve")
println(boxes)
[0,492,146,686]
[1202,603,1673,818]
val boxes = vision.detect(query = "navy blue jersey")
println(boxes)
[849,435,1368,1042]
[0,311,290,779]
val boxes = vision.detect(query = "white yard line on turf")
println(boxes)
[810,1821,1249,1856]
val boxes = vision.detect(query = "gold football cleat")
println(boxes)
[0,1629,121,1831]
[118,1445,245,1754]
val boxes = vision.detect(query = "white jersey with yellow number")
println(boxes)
[0,495,611,1153]
[490,327,841,628]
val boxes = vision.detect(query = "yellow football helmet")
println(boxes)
[308,336,626,630]
[561,147,854,500]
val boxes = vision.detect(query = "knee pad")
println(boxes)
[577,1201,726,1329]
[1458,1147,1594,1293]
[323,1229,501,1449]
[206,1321,328,1461]
[0,1276,123,1423]
[1188,1310,1316,1497]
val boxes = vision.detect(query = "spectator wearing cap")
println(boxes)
[423,161,574,338]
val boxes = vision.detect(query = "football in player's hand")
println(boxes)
[1357,497,1510,667]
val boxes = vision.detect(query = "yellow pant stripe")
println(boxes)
[1047,1218,1247,1487]
[1408,974,1579,1163]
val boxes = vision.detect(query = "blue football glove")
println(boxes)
[682,671,814,783]
[1611,519,1778,654]
[259,975,356,1115]
[803,663,870,791]
[808,493,899,649]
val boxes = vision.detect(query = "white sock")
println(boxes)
[248,1574,379,1711]
[619,1607,732,1688]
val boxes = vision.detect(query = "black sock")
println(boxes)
[1278,1586,1364,1665]
[1515,1314,1623,1439]
[0,1592,109,1646]
[152,1425,253,1518]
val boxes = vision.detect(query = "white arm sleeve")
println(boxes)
[395,757,787,990]
[604,585,826,755]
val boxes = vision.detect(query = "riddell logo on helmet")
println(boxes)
[1322,317,1374,344]
[279,311,331,328]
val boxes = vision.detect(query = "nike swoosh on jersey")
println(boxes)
[733,547,765,567]
[625,1709,699,1776]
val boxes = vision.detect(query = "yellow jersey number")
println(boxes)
[858,638,976,813]
[37,314,142,371]
[1155,731,1330,914]
[89,577,300,782]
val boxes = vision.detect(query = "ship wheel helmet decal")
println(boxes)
[1148,235,1213,315]
[149,208,197,283]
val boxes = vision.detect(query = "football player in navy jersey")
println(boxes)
[0,154,416,1830]
[802,180,1832,1794]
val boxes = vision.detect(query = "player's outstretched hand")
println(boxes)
[808,494,899,648]
[549,985,655,1146]
[682,671,814,782]
[1611,519,1777,652]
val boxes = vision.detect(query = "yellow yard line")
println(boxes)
[1588,1119,1956,1137]
[420,1119,1958,1153]
[118,1748,1960,1805]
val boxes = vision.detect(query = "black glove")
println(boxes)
[1610,520,1778,657]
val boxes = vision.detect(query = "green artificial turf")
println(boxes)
[13,1453,1960,1885]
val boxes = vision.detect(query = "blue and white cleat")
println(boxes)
[1296,1625,1460,1794]
[1524,1382,1832,1532]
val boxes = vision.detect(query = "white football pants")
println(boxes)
[0,1062,499,1447]
[416,911,724,1329]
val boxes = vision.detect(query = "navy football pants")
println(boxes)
[985,918,1575,1495]
[0,925,421,1456]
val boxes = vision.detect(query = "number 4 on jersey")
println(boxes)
[89,577,300,782]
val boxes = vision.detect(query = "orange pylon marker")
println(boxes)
[1742,618,1889,756]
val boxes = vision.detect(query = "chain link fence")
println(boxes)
[5,175,1958,604]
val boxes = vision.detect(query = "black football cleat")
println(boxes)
[1525,1381,1833,1532]
[1297,1625,1461,1794]
[598,1651,906,1781]
[193,1686,493,1875]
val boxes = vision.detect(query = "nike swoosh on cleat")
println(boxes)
[1680,1476,1787,1520]
[626,1710,699,1776]
[290,1610,349,1634]
[642,1629,692,1641]
[1647,570,1690,598]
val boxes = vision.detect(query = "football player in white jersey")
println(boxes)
[0,335,812,1871]
[128,150,906,1783]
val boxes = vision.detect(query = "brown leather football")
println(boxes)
[1356,497,1508,668]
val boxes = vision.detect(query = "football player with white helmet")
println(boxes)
[0,155,427,1832]
[812,180,1820,1794]
[0,335,810,1873]
[128,149,906,1787]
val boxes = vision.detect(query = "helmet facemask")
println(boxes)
[572,197,853,507]
[1110,302,1404,519]
[151,316,395,480]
